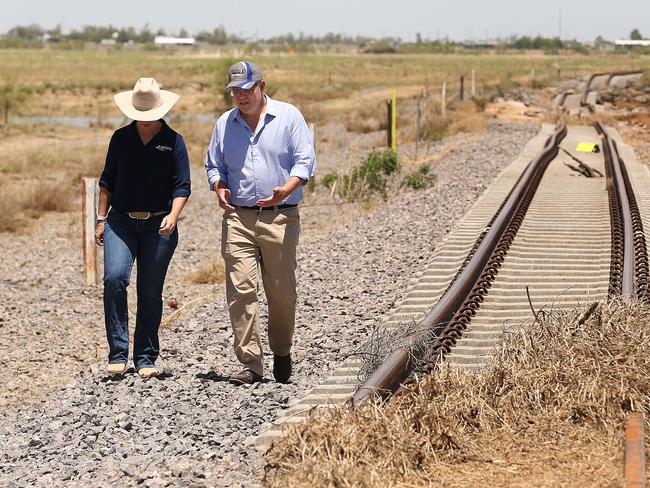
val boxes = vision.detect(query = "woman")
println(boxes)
[95,78,191,378]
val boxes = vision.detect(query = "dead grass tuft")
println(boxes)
[0,184,27,232]
[264,298,650,486]
[23,180,73,213]
[185,258,226,284]
[0,179,72,232]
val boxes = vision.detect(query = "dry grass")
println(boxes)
[0,184,27,232]
[23,180,73,213]
[0,179,73,232]
[264,298,650,487]
[185,258,226,284]
[0,131,108,232]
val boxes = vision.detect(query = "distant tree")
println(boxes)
[630,28,643,40]
[138,24,154,43]
[7,24,44,40]
[196,25,230,44]
[47,24,62,37]
[416,32,422,44]
[179,28,189,38]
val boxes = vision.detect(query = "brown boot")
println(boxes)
[106,363,127,375]
[229,369,263,386]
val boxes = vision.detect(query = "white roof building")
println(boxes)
[614,39,650,47]
[154,36,195,45]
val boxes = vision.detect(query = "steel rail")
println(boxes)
[352,122,567,404]
[596,122,636,298]
[580,70,644,109]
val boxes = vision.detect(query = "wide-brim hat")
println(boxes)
[225,61,263,90]
[114,77,179,121]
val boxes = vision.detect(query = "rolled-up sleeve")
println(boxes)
[288,109,316,182]
[172,134,191,199]
[99,134,117,192]
[205,122,226,191]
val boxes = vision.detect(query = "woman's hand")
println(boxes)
[95,221,105,246]
[159,215,177,236]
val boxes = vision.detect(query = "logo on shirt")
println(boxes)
[155,145,173,152]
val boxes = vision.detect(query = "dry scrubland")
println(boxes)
[265,299,650,487]
[2,48,650,486]
[1,48,650,234]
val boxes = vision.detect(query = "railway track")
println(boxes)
[256,122,650,449]
[554,71,644,114]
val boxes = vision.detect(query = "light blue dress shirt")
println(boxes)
[205,95,316,206]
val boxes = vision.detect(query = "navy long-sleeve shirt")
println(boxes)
[99,120,191,213]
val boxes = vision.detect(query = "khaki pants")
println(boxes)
[221,207,300,375]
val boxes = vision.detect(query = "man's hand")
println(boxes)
[217,187,235,211]
[159,215,177,236]
[256,186,288,207]
[95,222,105,246]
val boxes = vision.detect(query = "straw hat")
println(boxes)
[114,78,179,121]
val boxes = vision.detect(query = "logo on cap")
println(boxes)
[231,67,246,78]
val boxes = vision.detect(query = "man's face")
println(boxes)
[231,80,265,115]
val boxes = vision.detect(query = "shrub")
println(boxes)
[186,258,226,284]
[402,164,437,190]
[0,185,26,232]
[332,149,401,202]
[321,171,338,189]
[23,181,73,213]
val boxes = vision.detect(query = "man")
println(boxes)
[205,60,316,386]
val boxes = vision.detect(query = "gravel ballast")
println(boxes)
[0,120,538,487]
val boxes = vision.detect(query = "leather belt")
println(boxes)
[125,211,168,220]
[235,204,298,212]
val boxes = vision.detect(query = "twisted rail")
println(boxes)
[352,122,567,403]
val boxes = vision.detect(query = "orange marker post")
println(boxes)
[625,412,646,488]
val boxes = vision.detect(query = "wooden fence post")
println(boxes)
[390,88,397,153]
[441,82,447,117]
[308,123,316,192]
[82,178,98,286]
[471,69,476,97]
[460,75,464,101]
[386,98,392,149]
[415,98,421,157]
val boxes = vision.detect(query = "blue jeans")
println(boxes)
[103,212,178,369]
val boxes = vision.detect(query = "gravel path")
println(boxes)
[0,120,537,487]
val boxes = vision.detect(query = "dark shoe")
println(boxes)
[229,369,263,386]
[273,354,292,383]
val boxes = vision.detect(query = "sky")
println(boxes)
[0,0,648,42]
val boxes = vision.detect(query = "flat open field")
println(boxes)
[3,48,650,117]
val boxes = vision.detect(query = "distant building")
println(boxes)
[100,32,119,46]
[615,39,650,47]
[154,36,195,46]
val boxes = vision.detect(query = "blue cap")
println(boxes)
[226,61,263,90]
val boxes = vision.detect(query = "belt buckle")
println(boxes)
[128,212,151,220]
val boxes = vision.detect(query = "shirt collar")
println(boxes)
[234,94,277,124]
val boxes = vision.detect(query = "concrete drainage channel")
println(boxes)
[255,123,650,449]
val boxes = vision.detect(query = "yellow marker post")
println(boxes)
[391,88,397,152]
